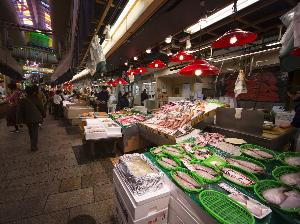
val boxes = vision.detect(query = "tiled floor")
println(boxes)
[0,116,116,224]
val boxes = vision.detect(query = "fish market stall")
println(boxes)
[139,100,223,145]
[110,109,151,153]
[126,132,300,224]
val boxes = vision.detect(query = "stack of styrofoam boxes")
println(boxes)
[84,119,107,140]
[113,168,170,224]
[164,176,217,224]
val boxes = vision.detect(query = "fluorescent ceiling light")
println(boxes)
[165,36,172,44]
[266,41,281,47]
[185,0,261,34]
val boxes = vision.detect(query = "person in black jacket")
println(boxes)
[18,86,45,151]
[118,93,129,111]
[141,89,149,106]
[95,86,109,112]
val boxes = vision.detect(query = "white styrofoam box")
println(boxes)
[114,196,168,224]
[168,208,184,224]
[85,131,108,140]
[113,169,170,220]
[84,126,105,132]
[107,132,122,138]
[164,176,217,224]
[67,106,94,119]
[85,118,103,126]
[169,196,204,224]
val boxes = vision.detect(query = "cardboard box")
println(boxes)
[113,169,170,220]
[114,196,168,224]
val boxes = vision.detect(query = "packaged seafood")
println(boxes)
[211,142,241,156]
[116,153,164,196]
[226,157,265,174]
[228,192,272,219]
[222,166,256,187]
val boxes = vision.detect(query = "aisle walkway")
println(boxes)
[0,116,115,224]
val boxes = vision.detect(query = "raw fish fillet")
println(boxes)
[280,196,300,209]
[262,187,287,205]
[158,160,174,169]
[164,147,180,153]
[195,170,216,180]
[229,193,247,204]
[153,148,162,154]
[243,149,263,159]
[280,172,300,186]
[193,164,217,176]
[253,149,273,159]
[173,174,196,189]
[222,168,255,186]
[285,156,300,167]
[246,200,263,217]
[176,171,200,187]
[227,158,264,173]
[161,157,177,166]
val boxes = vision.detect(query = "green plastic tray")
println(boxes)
[162,145,185,158]
[221,165,258,188]
[155,154,181,171]
[272,166,300,189]
[190,146,213,161]
[277,152,300,168]
[170,167,204,193]
[203,154,227,168]
[189,160,222,183]
[199,190,255,224]
[240,144,276,161]
[228,156,266,174]
[254,180,300,213]
[149,146,165,157]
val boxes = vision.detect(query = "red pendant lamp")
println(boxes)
[170,50,194,62]
[126,69,138,76]
[291,47,300,57]
[148,60,167,69]
[212,28,257,49]
[106,79,117,87]
[179,59,220,76]
[114,77,128,85]
[136,66,148,73]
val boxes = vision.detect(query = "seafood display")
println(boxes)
[195,132,225,146]
[222,167,255,187]
[157,157,179,170]
[226,157,265,174]
[280,172,300,188]
[163,146,184,157]
[179,143,195,153]
[285,156,300,167]
[143,100,222,137]
[262,187,300,209]
[193,147,213,161]
[179,154,193,163]
[229,192,271,218]
[150,147,164,155]
[172,170,202,191]
[211,142,241,156]
[191,163,219,181]
[241,146,274,160]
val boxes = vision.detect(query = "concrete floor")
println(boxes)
[0,116,116,224]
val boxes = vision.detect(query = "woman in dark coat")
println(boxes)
[118,93,129,111]
[95,86,110,113]
[6,83,21,133]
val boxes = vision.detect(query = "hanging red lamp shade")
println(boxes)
[179,59,220,76]
[114,77,128,85]
[212,29,257,49]
[170,50,194,62]
[126,69,138,76]
[106,79,117,87]
[136,66,148,73]
[291,47,300,57]
[148,60,167,69]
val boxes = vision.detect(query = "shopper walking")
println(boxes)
[5,82,22,133]
[141,89,149,106]
[53,90,63,119]
[95,86,109,113]
[18,86,44,151]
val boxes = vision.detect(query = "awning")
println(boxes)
[0,48,23,80]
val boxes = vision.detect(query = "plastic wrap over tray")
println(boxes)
[115,153,164,196]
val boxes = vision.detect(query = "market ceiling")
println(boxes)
[104,0,297,74]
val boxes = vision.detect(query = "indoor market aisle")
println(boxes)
[0,117,115,224]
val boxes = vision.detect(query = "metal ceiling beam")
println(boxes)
[78,0,113,68]
[96,0,123,10]
[236,18,263,32]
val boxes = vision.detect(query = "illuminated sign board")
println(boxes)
[23,66,54,74]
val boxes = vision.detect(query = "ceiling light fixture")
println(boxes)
[136,66,148,73]
[148,60,167,69]
[195,69,202,76]
[179,59,219,76]
[146,48,151,54]
[134,56,138,60]
[185,0,260,34]
[165,36,172,44]
[124,62,128,66]
[170,50,194,62]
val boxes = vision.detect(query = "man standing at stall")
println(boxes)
[141,89,149,106]
[95,86,109,113]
